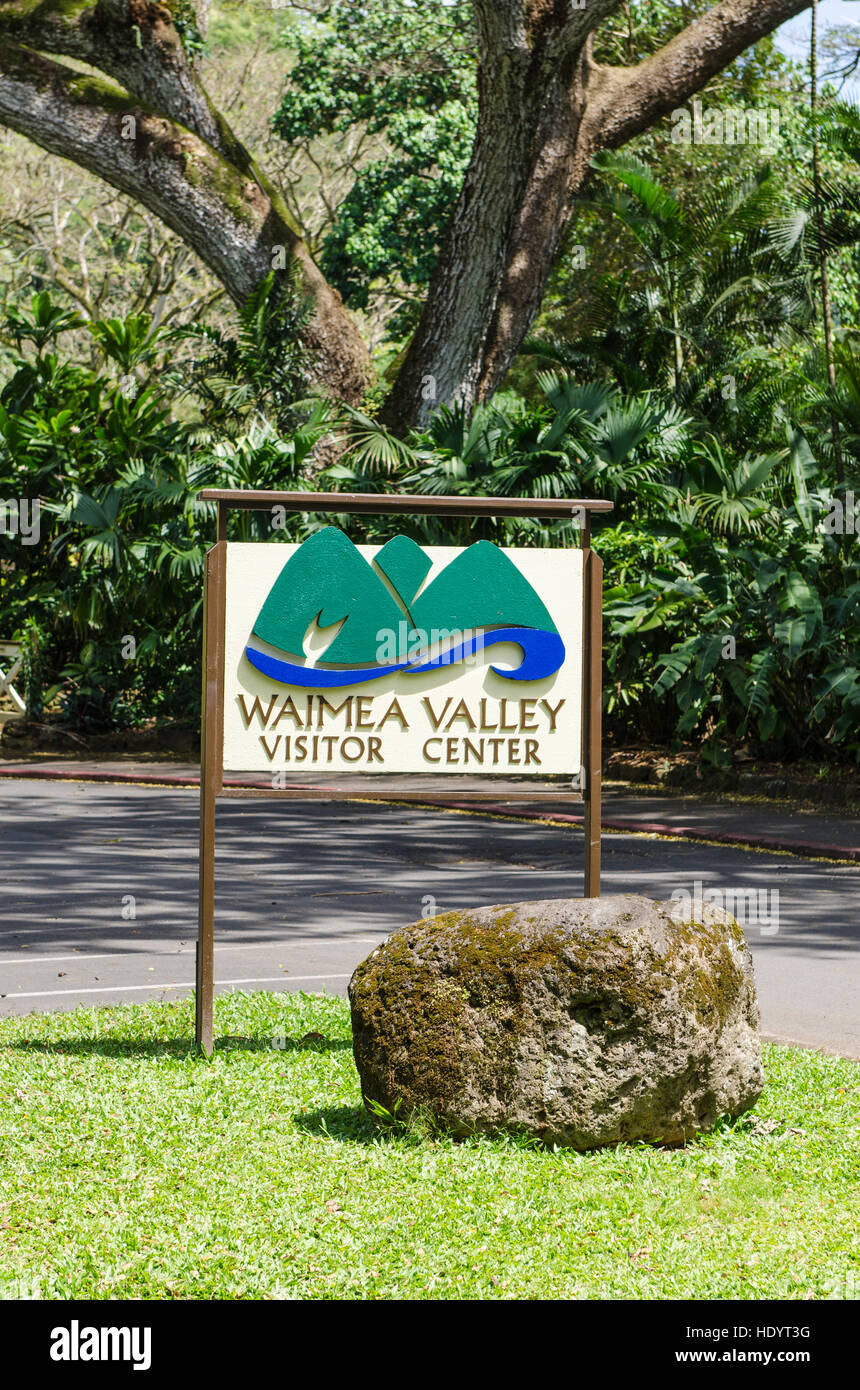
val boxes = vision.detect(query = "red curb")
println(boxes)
[0,766,200,786]
[420,800,860,862]
[1,765,858,862]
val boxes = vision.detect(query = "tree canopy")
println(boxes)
[0,0,816,427]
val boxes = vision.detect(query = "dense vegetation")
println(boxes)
[1,2,859,765]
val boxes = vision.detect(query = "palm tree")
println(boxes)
[524,151,813,438]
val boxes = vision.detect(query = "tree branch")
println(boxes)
[473,1,624,61]
[0,42,370,401]
[0,1,223,149]
[557,0,624,57]
[589,0,813,150]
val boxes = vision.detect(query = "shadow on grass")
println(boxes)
[292,1104,732,1154]
[294,1104,379,1144]
[2,1034,353,1059]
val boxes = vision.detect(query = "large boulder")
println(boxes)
[348,895,763,1149]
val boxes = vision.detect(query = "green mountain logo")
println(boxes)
[245,529,564,686]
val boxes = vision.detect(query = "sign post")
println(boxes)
[194,491,611,1055]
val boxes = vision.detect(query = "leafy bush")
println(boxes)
[328,374,860,760]
[0,289,324,734]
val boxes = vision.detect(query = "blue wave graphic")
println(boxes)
[244,627,565,688]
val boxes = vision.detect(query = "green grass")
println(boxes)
[0,993,857,1300]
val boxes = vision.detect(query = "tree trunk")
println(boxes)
[384,0,814,430]
[381,3,616,430]
[382,46,594,430]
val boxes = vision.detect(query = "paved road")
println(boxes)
[3,758,859,858]
[0,779,857,1057]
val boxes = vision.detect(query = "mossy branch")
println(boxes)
[0,41,371,402]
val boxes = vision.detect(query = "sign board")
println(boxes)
[193,489,611,1055]
[222,533,582,776]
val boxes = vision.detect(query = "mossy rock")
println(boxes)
[348,895,763,1150]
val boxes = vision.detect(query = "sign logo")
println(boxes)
[244,529,565,688]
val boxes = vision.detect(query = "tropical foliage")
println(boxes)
[2,7,860,765]
[3,258,859,758]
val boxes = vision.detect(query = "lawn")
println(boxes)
[0,991,857,1300]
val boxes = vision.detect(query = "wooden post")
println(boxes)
[582,548,603,897]
[196,541,226,1056]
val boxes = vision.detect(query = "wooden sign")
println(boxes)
[194,491,611,1055]
[222,535,583,776]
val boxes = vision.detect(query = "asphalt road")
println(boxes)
[0,779,857,1057]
